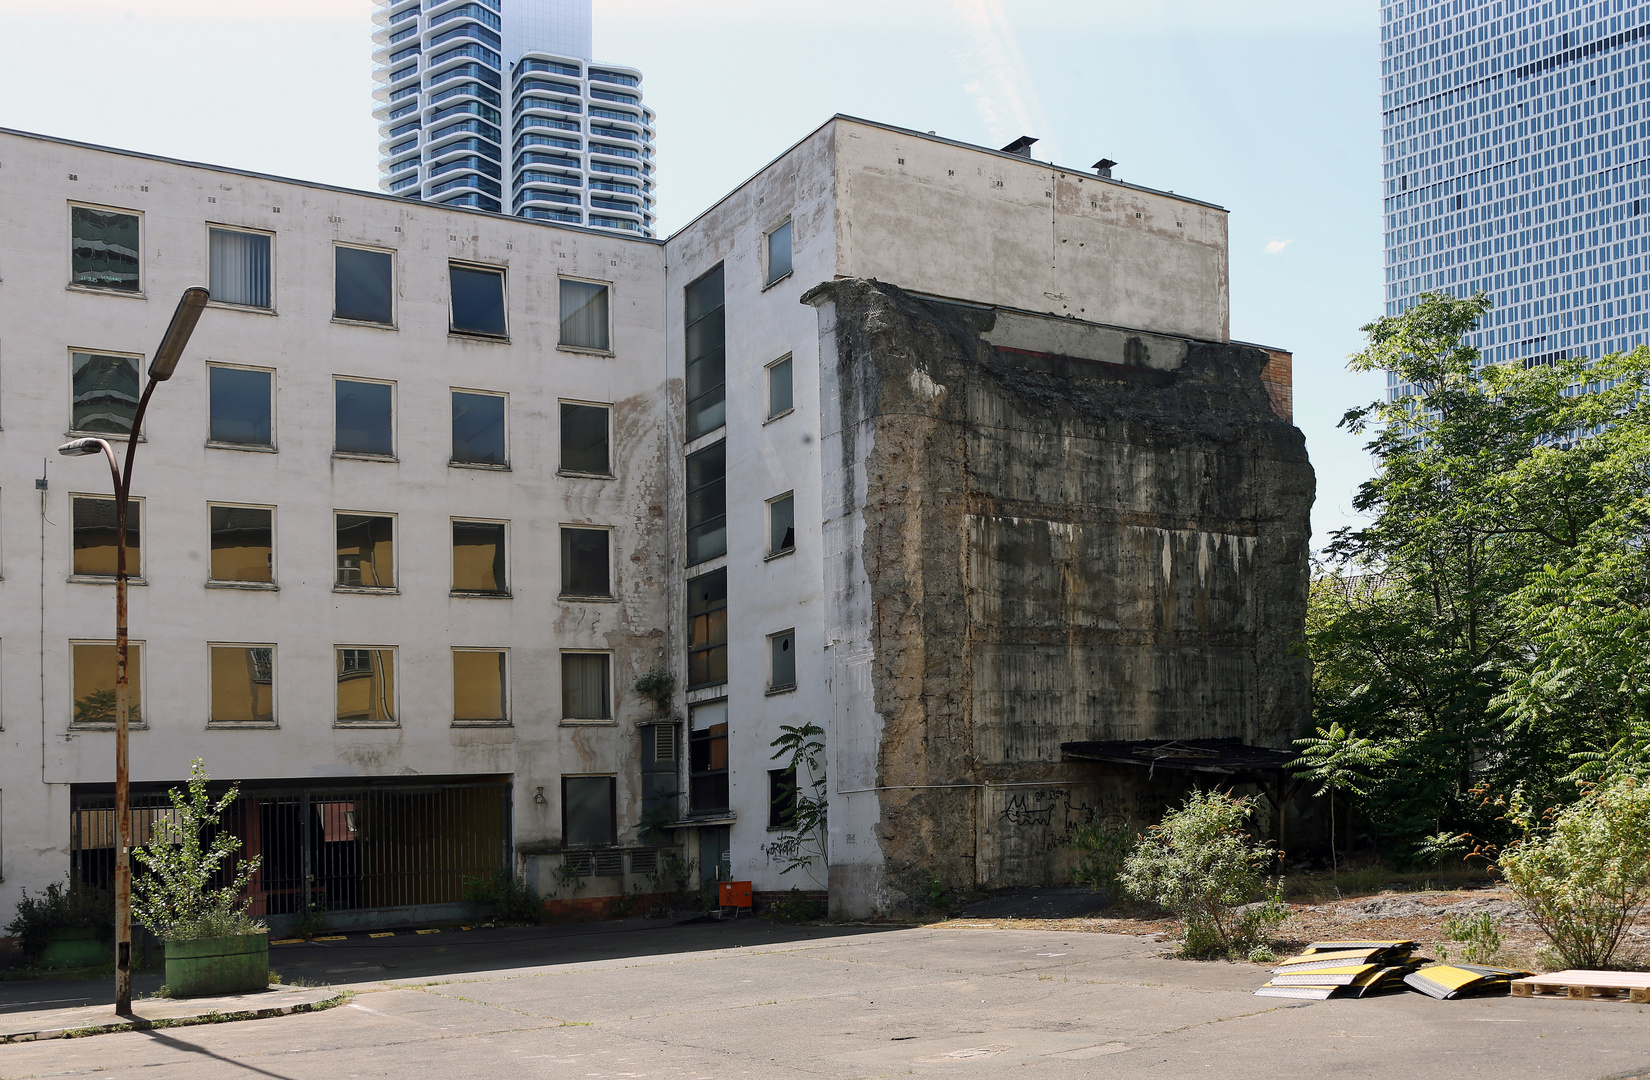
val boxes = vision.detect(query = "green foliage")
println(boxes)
[73,689,140,726]
[462,872,544,925]
[1119,790,1285,959]
[1439,910,1504,966]
[768,723,828,884]
[1068,819,1136,893]
[923,876,950,913]
[552,857,588,897]
[131,759,265,942]
[766,886,824,923]
[292,896,327,941]
[1484,775,1650,970]
[3,878,113,960]
[632,668,677,714]
[636,800,680,848]
[648,850,699,911]
[1289,723,1393,873]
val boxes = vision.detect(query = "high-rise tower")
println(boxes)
[1380,0,1648,399]
[371,0,655,236]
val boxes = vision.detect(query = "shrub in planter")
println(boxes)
[3,878,113,968]
[462,871,544,925]
[132,759,269,996]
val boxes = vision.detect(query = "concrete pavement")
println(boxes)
[2,920,1648,1079]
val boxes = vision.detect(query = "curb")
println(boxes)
[1,990,346,1044]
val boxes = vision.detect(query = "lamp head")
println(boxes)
[57,438,106,457]
[149,286,210,381]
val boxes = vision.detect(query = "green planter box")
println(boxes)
[39,927,107,969]
[164,934,269,997]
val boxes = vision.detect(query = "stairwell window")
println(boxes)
[450,262,508,337]
[765,219,792,286]
[70,205,140,293]
[687,569,728,689]
[689,700,729,814]
[207,227,273,310]
[684,264,725,440]
[559,278,611,352]
[686,440,726,565]
[333,244,395,326]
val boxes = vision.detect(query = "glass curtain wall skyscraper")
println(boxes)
[1381,0,1650,400]
[371,0,656,235]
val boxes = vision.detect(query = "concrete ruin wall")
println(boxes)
[811,280,1314,911]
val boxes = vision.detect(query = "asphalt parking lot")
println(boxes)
[3,919,1649,1080]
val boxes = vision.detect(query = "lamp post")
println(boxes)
[58,286,209,1015]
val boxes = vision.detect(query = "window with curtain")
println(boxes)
[562,652,612,720]
[208,228,272,308]
[559,278,610,350]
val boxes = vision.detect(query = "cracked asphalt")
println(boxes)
[3,920,1649,1079]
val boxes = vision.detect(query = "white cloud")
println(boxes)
[953,0,1058,161]
[1265,239,1294,255]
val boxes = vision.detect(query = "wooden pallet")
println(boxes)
[1511,970,1650,1003]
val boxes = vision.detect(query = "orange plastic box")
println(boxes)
[718,880,753,909]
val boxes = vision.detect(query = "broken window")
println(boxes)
[209,505,273,584]
[334,377,394,457]
[559,402,610,475]
[453,520,507,594]
[562,775,616,847]
[560,527,611,597]
[451,390,507,466]
[686,440,726,565]
[767,492,794,557]
[684,264,725,439]
[686,569,727,689]
[766,219,792,285]
[208,364,273,447]
[453,649,508,724]
[209,645,275,725]
[71,351,140,436]
[767,354,793,419]
[71,205,140,292]
[561,652,612,720]
[689,700,729,814]
[559,278,610,351]
[450,263,507,337]
[335,646,395,724]
[71,641,143,726]
[336,513,395,590]
[768,767,797,829]
[334,245,394,325]
[72,495,140,578]
[768,628,796,691]
[208,227,272,309]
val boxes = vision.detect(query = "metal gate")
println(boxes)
[71,776,512,928]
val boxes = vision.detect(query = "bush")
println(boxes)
[1069,819,1136,893]
[1439,911,1503,966]
[766,887,823,923]
[3,878,113,960]
[462,872,544,925]
[131,759,265,942]
[1489,775,1650,969]
[1118,790,1285,960]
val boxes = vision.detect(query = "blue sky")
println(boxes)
[0,0,1385,546]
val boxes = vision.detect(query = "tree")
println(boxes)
[768,723,828,887]
[1289,722,1392,874]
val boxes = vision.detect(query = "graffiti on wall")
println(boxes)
[997,787,1173,855]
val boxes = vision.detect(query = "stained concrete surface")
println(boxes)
[2,922,1648,1080]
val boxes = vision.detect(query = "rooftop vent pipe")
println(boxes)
[1093,158,1118,178]
[1000,136,1038,158]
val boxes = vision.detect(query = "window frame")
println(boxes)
[556,275,614,355]
[451,646,510,727]
[683,263,726,441]
[765,353,795,422]
[204,222,276,313]
[69,638,146,729]
[206,642,278,728]
[333,510,398,593]
[332,242,398,329]
[69,492,143,582]
[688,699,730,816]
[447,259,510,340]
[559,649,615,724]
[67,202,143,297]
[686,568,728,691]
[767,627,798,694]
[449,387,510,470]
[206,501,277,590]
[763,217,794,289]
[68,347,145,440]
[205,361,277,452]
[451,517,510,596]
[557,399,614,478]
[332,375,397,460]
[561,774,618,847]
[766,490,796,560]
[333,644,399,727]
[559,524,614,600]
[685,439,727,566]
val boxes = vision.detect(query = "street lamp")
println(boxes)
[57,285,208,1015]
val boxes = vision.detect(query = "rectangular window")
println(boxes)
[563,775,616,847]
[684,264,725,440]
[641,723,680,827]
[209,645,275,725]
[767,492,795,557]
[689,700,729,815]
[336,513,395,590]
[450,263,507,337]
[70,351,140,436]
[334,377,394,457]
[559,402,610,474]
[451,390,507,466]
[768,767,797,829]
[561,652,612,720]
[208,364,273,447]
[70,205,140,292]
[769,628,797,691]
[766,219,793,285]
[209,505,274,584]
[560,527,611,597]
[72,495,139,578]
[208,227,272,309]
[767,354,793,419]
[453,520,507,593]
[71,641,142,726]
[687,569,728,690]
[336,647,396,724]
[686,440,726,565]
[334,245,395,325]
[559,278,611,351]
[453,649,508,724]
